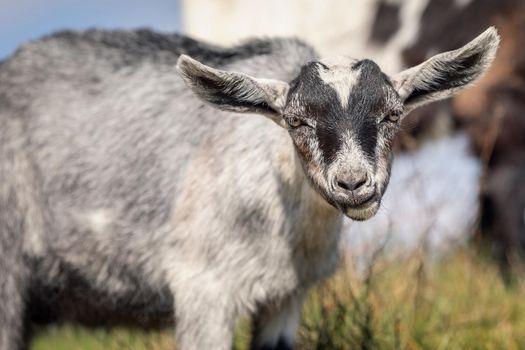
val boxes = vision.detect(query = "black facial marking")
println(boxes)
[288,62,345,163]
[287,59,395,163]
[347,60,386,159]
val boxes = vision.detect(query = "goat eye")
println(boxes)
[286,116,303,128]
[383,110,402,123]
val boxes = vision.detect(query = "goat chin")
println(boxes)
[345,133,481,273]
[345,201,380,221]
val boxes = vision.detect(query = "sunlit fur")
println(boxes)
[0,27,498,350]
[283,59,402,221]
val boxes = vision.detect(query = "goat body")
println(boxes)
[0,28,499,349]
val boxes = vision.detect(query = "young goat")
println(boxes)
[0,27,498,350]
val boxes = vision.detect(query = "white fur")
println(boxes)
[317,56,360,109]
[252,294,303,348]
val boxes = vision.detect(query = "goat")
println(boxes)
[0,27,498,350]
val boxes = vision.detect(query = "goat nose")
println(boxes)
[336,173,368,192]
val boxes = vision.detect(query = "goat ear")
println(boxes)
[391,27,500,113]
[176,55,289,122]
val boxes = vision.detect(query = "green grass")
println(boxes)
[31,249,525,349]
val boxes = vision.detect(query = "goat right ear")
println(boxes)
[176,55,289,123]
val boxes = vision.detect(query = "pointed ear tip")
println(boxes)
[176,54,197,73]
[482,28,501,66]
[481,26,501,48]
[175,55,187,72]
[466,26,500,64]
[485,26,500,37]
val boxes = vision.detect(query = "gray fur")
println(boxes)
[0,27,498,350]
[392,27,500,112]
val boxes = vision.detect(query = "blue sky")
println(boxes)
[0,0,182,59]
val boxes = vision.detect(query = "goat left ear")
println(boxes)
[391,27,500,113]
[176,55,289,123]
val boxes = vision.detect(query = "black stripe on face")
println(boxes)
[288,62,346,164]
[311,87,347,164]
[346,60,386,159]
[289,60,390,163]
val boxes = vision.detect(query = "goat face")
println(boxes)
[282,57,400,220]
[177,27,500,221]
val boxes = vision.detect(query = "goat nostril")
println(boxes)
[353,177,367,190]
[337,180,351,191]
[336,176,368,192]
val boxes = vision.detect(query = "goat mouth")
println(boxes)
[343,199,380,221]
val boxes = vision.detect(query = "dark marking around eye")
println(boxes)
[317,124,341,163]
[357,120,378,160]
[287,58,397,163]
